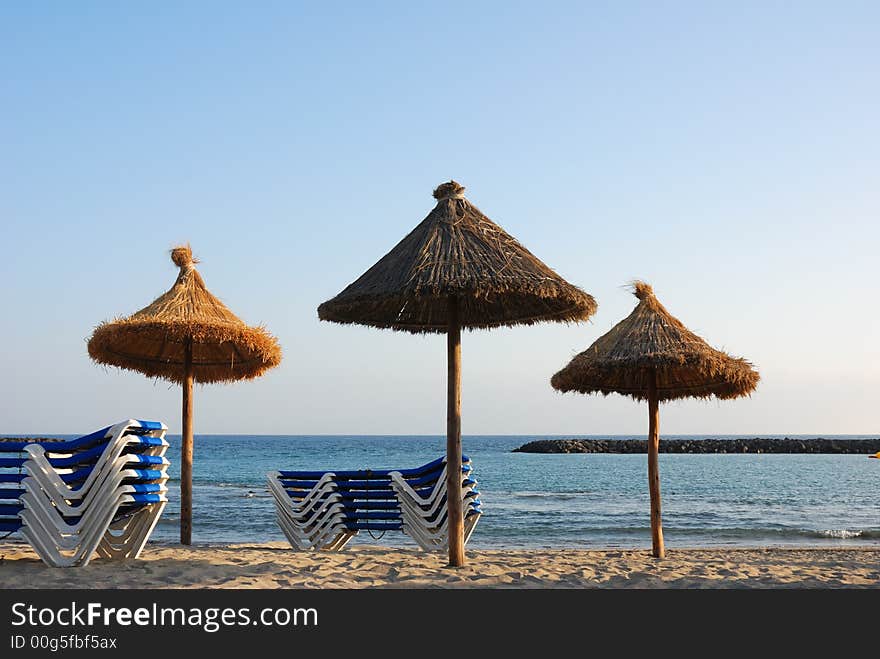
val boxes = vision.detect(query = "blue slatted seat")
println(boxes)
[268,455,482,552]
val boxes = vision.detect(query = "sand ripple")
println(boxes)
[1,542,878,589]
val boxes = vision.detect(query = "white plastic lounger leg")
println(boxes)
[274,502,341,547]
[123,501,167,560]
[462,511,481,545]
[25,499,168,568]
[20,505,116,567]
[323,530,357,551]
[20,491,167,567]
[275,507,350,550]
[275,512,349,551]
[96,502,166,560]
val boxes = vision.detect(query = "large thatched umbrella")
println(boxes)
[87,245,282,545]
[551,281,759,558]
[319,180,596,566]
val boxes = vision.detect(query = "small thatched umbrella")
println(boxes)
[87,245,282,545]
[319,181,597,566]
[551,281,759,558]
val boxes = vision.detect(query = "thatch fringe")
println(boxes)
[551,281,759,402]
[87,245,282,384]
[318,181,597,333]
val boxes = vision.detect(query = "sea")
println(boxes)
[145,434,880,549]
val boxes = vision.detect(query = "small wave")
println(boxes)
[509,491,593,499]
[811,529,877,539]
[189,483,274,498]
[485,525,880,539]
[663,527,880,540]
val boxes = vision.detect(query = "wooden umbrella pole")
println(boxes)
[647,370,665,558]
[446,295,465,567]
[180,338,194,546]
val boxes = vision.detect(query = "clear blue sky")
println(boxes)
[1,2,877,435]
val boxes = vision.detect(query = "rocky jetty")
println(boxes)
[0,437,62,443]
[513,438,880,454]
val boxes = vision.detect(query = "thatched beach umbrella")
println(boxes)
[87,246,282,544]
[319,180,597,566]
[551,281,759,558]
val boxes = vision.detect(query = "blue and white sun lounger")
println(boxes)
[267,456,482,552]
[267,472,350,550]
[390,462,481,551]
[0,419,169,567]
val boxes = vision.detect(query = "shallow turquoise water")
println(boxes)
[150,434,880,549]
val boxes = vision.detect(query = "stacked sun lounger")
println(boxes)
[390,458,481,551]
[268,456,482,552]
[0,419,169,567]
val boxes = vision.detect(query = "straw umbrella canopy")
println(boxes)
[551,281,759,558]
[87,245,282,545]
[319,180,597,566]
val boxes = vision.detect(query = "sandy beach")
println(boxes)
[1,542,877,589]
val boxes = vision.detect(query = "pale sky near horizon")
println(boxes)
[1,2,877,435]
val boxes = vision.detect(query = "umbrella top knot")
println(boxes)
[632,280,654,301]
[171,245,199,270]
[433,180,466,201]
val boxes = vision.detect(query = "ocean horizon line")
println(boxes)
[5,432,880,440]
